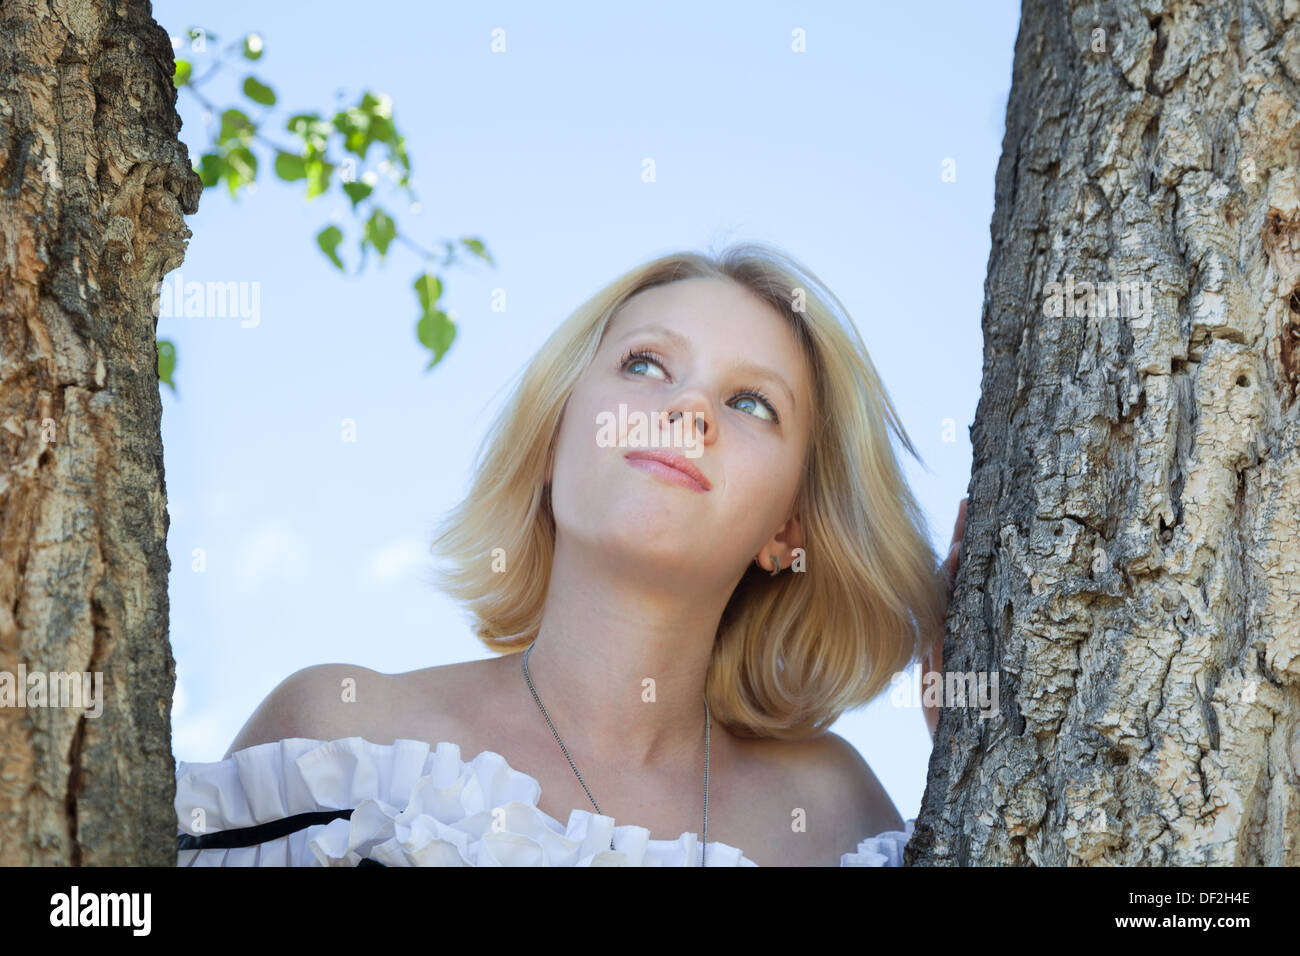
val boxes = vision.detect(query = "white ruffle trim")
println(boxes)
[175,736,913,867]
[840,818,915,866]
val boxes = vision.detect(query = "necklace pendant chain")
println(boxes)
[521,642,711,866]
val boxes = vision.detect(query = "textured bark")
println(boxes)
[0,0,200,864]
[911,0,1300,866]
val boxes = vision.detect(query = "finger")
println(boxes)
[951,497,968,545]
[921,640,943,682]
[941,554,957,585]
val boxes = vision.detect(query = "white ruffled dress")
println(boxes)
[174,736,916,867]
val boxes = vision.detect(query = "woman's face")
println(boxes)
[548,277,814,590]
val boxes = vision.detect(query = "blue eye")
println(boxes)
[615,347,780,424]
[619,348,669,380]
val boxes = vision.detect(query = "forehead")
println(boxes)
[606,278,801,358]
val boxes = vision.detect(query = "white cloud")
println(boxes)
[364,536,431,585]
[230,516,312,595]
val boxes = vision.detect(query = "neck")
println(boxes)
[510,534,739,772]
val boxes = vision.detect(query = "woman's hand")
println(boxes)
[923,497,967,739]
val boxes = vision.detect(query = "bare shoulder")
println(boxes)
[389,656,494,695]
[800,731,905,835]
[222,662,395,758]
[751,730,905,863]
[386,656,500,720]
[381,655,512,744]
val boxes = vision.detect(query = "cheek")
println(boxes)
[550,408,594,493]
[549,392,615,517]
[725,447,801,527]
[717,457,764,517]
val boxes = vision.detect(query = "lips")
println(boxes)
[624,450,712,492]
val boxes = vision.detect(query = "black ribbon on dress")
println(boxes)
[176,808,392,866]
[177,808,353,850]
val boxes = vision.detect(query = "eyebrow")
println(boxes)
[615,325,798,413]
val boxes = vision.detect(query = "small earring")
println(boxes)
[769,554,781,576]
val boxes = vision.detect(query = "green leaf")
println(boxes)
[274,152,306,181]
[223,146,257,196]
[287,113,316,134]
[413,273,442,312]
[196,152,223,187]
[364,208,396,257]
[317,225,344,270]
[242,33,264,60]
[369,114,396,149]
[342,181,372,206]
[417,309,456,368]
[304,158,334,199]
[173,59,192,87]
[344,128,368,156]
[242,75,276,107]
[157,338,177,393]
[331,91,408,168]
[287,113,331,150]
[218,108,253,146]
[460,237,493,266]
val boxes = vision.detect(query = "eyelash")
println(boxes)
[614,347,781,424]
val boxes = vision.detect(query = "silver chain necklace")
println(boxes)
[521,641,711,866]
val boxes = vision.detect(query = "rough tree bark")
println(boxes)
[0,1,199,864]
[911,0,1300,865]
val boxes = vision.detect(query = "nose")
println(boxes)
[661,398,712,447]
[665,409,705,435]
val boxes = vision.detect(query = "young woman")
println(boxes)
[175,242,966,866]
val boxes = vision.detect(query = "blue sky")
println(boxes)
[154,0,1020,823]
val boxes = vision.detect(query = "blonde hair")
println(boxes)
[428,241,950,739]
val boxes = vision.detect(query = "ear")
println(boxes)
[754,510,804,573]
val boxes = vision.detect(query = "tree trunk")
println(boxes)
[912,0,1300,865]
[0,0,199,864]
